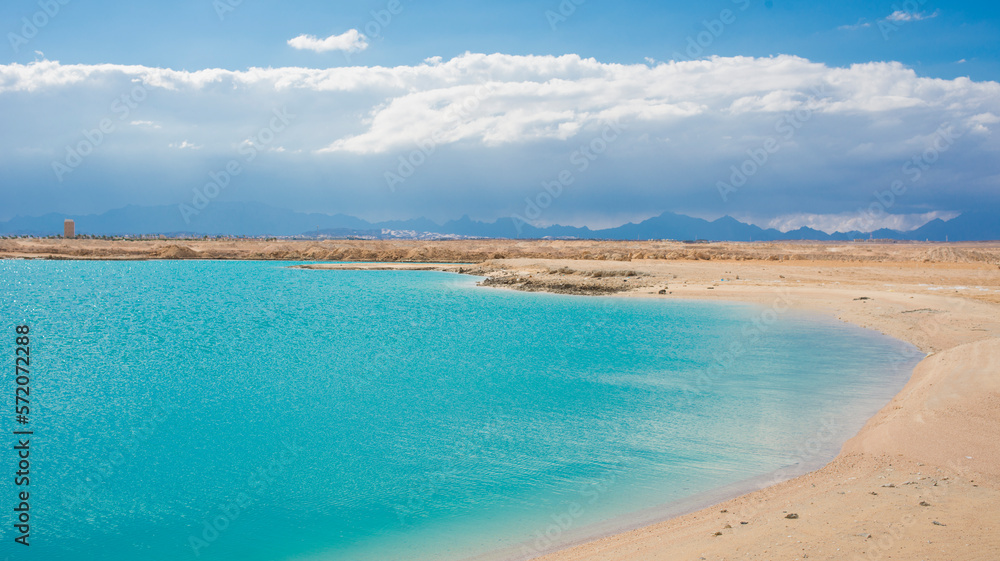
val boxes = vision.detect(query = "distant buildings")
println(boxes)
[64,219,75,238]
[853,238,901,243]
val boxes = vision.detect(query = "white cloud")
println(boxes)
[1,54,997,155]
[884,10,939,22]
[287,29,368,53]
[838,20,871,30]
[169,140,202,150]
[131,120,161,128]
[305,54,1000,154]
[1,53,998,223]
[967,112,1000,135]
[757,211,961,234]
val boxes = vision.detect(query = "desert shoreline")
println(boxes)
[4,239,999,559]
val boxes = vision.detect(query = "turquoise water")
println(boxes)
[0,260,921,561]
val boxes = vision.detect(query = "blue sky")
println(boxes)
[1,0,998,231]
[4,0,999,79]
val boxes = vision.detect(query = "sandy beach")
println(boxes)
[462,258,1000,561]
[5,239,1000,559]
[302,246,1000,560]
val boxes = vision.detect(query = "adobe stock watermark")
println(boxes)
[343,0,405,64]
[517,465,623,558]
[679,288,794,404]
[178,107,295,224]
[511,118,627,235]
[394,418,501,526]
[879,0,934,40]
[384,75,496,192]
[671,0,751,61]
[51,82,150,182]
[855,122,960,227]
[717,83,827,202]
[213,0,245,22]
[751,408,842,495]
[712,406,847,530]
[7,0,71,53]
[188,440,304,556]
[61,396,177,511]
[545,0,586,30]
[847,455,971,561]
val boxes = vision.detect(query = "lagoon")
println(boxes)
[0,260,920,561]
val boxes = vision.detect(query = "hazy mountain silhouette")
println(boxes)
[1,202,997,241]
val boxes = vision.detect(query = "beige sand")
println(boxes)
[3,237,1000,267]
[5,240,1000,559]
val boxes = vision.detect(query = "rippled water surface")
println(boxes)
[0,260,921,561]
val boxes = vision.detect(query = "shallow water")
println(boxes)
[0,260,921,561]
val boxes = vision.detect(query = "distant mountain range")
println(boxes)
[1,202,998,242]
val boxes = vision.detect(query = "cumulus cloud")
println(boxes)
[2,53,997,154]
[305,54,999,154]
[287,30,368,53]
[968,112,1000,135]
